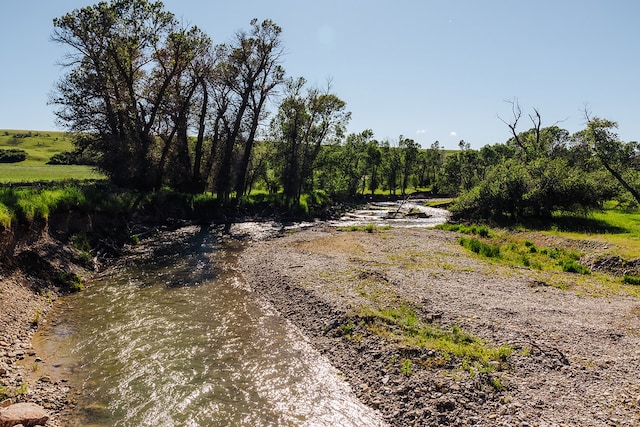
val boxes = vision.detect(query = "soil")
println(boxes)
[0,236,87,427]
[239,225,640,426]
[3,219,640,426]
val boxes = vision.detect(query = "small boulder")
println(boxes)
[0,402,49,427]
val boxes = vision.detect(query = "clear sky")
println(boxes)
[1,1,638,149]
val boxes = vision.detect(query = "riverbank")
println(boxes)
[240,225,640,426]
[4,216,640,425]
[0,277,72,427]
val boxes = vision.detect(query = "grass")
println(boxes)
[0,164,103,183]
[438,223,490,237]
[0,130,74,162]
[458,237,501,258]
[440,205,640,295]
[0,182,143,229]
[337,223,391,233]
[356,305,513,379]
[0,129,105,182]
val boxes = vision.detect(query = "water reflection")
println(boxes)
[35,226,386,426]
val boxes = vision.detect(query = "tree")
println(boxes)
[341,130,374,196]
[51,0,192,189]
[574,115,640,205]
[380,140,401,195]
[399,136,419,194]
[364,139,382,194]
[211,19,285,202]
[155,26,214,192]
[269,77,350,205]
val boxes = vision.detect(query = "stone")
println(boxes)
[0,402,49,427]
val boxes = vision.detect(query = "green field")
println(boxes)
[0,130,103,182]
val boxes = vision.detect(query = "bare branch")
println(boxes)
[497,97,525,150]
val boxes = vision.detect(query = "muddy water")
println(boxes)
[35,225,386,426]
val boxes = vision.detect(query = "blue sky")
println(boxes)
[1,1,638,149]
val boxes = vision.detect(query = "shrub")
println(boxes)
[623,274,640,285]
[0,148,27,163]
[459,237,500,258]
[560,260,590,275]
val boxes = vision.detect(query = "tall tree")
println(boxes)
[574,115,640,204]
[398,136,419,194]
[51,0,190,189]
[270,77,350,205]
[215,19,285,202]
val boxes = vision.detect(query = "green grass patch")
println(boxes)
[0,130,105,182]
[623,274,640,285]
[458,237,500,258]
[338,223,391,233]
[0,164,104,183]
[0,130,74,162]
[438,223,490,237]
[358,305,513,376]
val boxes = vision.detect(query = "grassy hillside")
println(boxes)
[0,130,103,182]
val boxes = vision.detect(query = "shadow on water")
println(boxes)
[34,224,386,427]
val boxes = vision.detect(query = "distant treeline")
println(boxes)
[50,0,639,220]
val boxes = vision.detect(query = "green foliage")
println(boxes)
[0,203,10,229]
[560,260,591,275]
[400,359,413,376]
[458,237,500,258]
[359,305,513,375]
[437,223,489,237]
[0,148,27,163]
[623,274,640,285]
[337,223,391,233]
[55,271,84,292]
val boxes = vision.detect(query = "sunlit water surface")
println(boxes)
[35,225,387,426]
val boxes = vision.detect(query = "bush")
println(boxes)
[0,148,27,163]
[623,274,640,285]
[560,260,590,275]
[459,237,500,258]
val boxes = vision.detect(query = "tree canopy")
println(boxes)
[50,1,639,219]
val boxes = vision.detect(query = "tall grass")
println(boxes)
[0,182,140,228]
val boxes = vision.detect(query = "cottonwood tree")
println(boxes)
[399,136,419,194]
[269,77,350,205]
[156,27,214,192]
[214,19,285,202]
[574,114,640,205]
[51,0,194,189]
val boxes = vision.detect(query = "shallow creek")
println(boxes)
[34,202,449,426]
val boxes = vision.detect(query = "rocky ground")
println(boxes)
[239,225,640,426]
[0,235,88,427]
[3,220,640,426]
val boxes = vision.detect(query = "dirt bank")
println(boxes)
[239,225,640,426]
[0,212,129,426]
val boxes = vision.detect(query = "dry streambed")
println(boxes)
[240,226,640,426]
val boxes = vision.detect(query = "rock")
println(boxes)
[0,402,49,427]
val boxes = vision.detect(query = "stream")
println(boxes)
[34,202,449,426]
